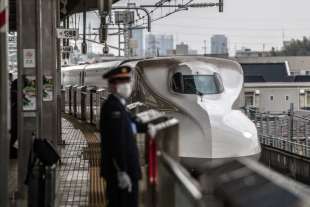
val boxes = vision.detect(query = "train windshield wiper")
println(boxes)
[184,82,204,96]
[196,90,204,97]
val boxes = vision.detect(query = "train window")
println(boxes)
[172,72,183,93]
[172,73,223,95]
[245,92,255,106]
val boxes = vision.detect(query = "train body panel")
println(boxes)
[61,65,85,86]
[84,61,122,88]
[129,57,261,165]
[62,56,261,169]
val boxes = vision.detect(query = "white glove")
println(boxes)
[117,172,132,192]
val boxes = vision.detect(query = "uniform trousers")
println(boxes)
[106,178,139,207]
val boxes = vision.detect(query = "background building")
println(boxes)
[233,56,310,112]
[234,56,310,76]
[145,34,174,56]
[235,47,271,58]
[189,49,198,55]
[176,42,189,55]
[211,34,228,55]
[131,29,144,57]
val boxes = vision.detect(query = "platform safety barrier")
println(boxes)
[72,85,78,117]
[95,89,108,129]
[64,85,72,114]
[62,92,310,207]
[85,87,97,124]
[200,158,310,207]
[64,86,108,127]
[130,105,204,207]
[76,86,86,120]
[61,88,66,113]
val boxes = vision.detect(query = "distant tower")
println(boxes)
[176,42,189,55]
[132,29,144,57]
[211,34,228,55]
[145,34,174,57]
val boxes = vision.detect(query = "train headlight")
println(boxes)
[243,131,253,138]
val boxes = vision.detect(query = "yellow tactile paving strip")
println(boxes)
[62,115,106,207]
[59,117,89,207]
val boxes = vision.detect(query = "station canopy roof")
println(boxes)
[9,0,120,31]
[63,0,119,16]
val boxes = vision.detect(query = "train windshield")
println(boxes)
[172,73,224,95]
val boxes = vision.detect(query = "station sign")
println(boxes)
[8,35,16,42]
[114,11,135,24]
[57,28,79,39]
[23,49,36,68]
[62,46,73,53]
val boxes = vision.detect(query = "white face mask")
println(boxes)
[116,83,132,98]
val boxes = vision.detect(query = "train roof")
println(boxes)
[61,64,86,71]
[85,60,123,70]
[121,56,242,69]
[61,56,242,73]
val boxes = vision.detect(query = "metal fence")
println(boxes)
[244,106,310,158]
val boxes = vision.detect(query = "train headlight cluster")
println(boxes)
[243,131,253,138]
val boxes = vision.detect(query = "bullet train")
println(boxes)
[62,56,261,170]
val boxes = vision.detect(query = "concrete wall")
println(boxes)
[259,88,299,112]
[260,145,310,184]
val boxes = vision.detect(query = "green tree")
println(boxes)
[281,37,310,56]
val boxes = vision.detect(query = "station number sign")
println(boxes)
[8,35,16,42]
[62,46,73,53]
[57,28,79,39]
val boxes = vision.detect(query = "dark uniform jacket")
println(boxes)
[100,94,142,181]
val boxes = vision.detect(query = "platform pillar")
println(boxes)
[17,0,58,201]
[0,0,9,206]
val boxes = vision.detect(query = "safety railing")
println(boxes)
[132,107,204,207]
[158,152,203,207]
[243,105,310,158]
[260,135,310,157]
[200,158,310,207]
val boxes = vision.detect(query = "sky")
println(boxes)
[82,0,310,56]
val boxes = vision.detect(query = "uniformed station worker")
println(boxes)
[100,66,141,207]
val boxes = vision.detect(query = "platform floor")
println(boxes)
[8,115,144,206]
[58,115,105,207]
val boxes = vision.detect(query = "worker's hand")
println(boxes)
[117,172,132,192]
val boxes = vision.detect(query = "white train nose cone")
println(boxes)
[197,97,261,159]
[210,110,261,158]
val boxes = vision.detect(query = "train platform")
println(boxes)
[9,115,105,207]
[57,115,105,207]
